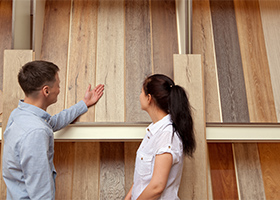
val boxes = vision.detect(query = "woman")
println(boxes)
[125,74,196,200]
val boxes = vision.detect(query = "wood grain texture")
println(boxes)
[258,143,280,200]
[124,142,140,194]
[151,0,178,78]
[72,142,100,199]
[174,55,208,200]
[0,0,12,122]
[41,0,71,115]
[1,50,34,199]
[95,0,125,122]
[192,0,222,123]
[100,142,125,199]
[210,0,250,123]
[66,0,98,122]
[259,0,280,122]
[125,0,151,122]
[234,143,266,200]
[208,143,238,200]
[234,0,277,123]
[53,142,75,199]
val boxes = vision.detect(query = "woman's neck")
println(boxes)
[148,107,168,124]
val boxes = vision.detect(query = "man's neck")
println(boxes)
[24,96,48,111]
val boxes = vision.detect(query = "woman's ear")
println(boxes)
[147,94,152,104]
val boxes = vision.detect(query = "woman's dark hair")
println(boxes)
[18,60,59,97]
[143,74,196,157]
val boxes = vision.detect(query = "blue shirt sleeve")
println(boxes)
[20,129,54,200]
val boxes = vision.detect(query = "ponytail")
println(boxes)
[169,85,196,157]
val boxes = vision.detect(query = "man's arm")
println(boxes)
[83,84,104,107]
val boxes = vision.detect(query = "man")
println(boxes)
[2,60,104,199]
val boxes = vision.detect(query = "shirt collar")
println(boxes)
[147,114,172,135]
[18,100,52,122]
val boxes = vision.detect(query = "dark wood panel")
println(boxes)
[66,0,98,122]
[100,142,125,199]
[151,0,178,78]
[53,142,75,199]
[210,0,250,123]
[234,0,277,122]
[258,143,280,199]
[208,143,238,200]
[234,143,266,199]
[0,0,12,123]
[41,0,71,115]
[125,0,151,122]
[193,0,222,123]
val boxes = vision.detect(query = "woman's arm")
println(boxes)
[137,153,172,200]
[124,184,134,200]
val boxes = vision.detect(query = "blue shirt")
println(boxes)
[2,100,88,200]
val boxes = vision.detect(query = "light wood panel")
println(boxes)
[258,143,280,200]
[210,0,250,123]
[259,0,280,122]
[66,0,98,122]
[0,0,12,122]
[53,142,75,199]
[192,0,221,123]
[151,0,178,78]
[100,142,125,199]
[1,50,34,199]
[234,0,277,123]
[234,143,266,199]
[174,54,207,200]
[124,142,140,194]
[125,0,151,122]
[95,0,125,122]
[208,143,238,199]
[40,0,71,115]
[72,142,100,199]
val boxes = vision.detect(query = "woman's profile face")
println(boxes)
[139,88,149,111]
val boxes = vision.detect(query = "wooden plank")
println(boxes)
[0,0,13,122]
[66,0,98,122]
[100,142,125,199]
[72,142,100,199]
[259,0,280,122]
[193,0,222,123]
[233,143,266,199]
[258,143,280,200]
[125,0,151,122]
[174,54,207,200]
[234,0,277,123]
[1,50,34,200]
[53,142,75,199]
[209,0,250,123]
[208,143,238,200]
[95,0,125,122]
[124,142,140,194]
[151,0,178,78]
[40,0,71,115]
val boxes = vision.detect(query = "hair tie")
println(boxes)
[170,85,173,88]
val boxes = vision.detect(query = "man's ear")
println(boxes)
[42,85,49,97]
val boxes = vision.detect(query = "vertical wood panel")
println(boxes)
[100,142,125,199]
[258,143,280,200]
[192,0,222,123]
[41,0,71,115]
[95,0,125,122]
[208,143,238,200]
[210,0,250,123]
[0,0,12,123]
[1,50,34,199]
[72,142,100,199]
[125,0,151,122]
[234,0,277,123]
[259,0,280,122]
[234,143,266,199]
[151,0,178,78]
[174,55,207,200]
[66,0,98,122]
[53,142,75,199]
